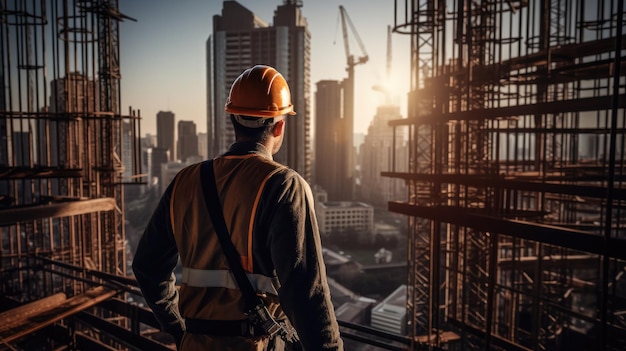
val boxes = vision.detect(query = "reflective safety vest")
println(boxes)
[169,154,286,321]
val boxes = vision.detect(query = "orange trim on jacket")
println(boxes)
[168,155,284,321]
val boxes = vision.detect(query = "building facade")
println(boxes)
[197,132,208,159]
[156,111,175,161]
[147,147,169,194]
[314,80,354,201]
[177,120,199,163]
[359,105,407,206]
[315,201,374,235]
[43,73,98,169]
[371,285,407,335]
[206,0,312,180]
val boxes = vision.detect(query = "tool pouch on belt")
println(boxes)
[248,302,301,347]
[200,160,302,348]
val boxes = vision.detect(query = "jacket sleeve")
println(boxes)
[131,180,184,343]
[266,172,344,351]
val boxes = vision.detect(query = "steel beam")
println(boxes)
[382,172,626,200]
[388,202,626,260]
[389,94,626,124]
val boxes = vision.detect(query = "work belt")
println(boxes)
[185,318,267,337]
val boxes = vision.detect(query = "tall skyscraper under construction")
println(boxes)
[206,0,311,180]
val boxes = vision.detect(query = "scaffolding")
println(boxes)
[0,0,147,349]
[386,0,626,350]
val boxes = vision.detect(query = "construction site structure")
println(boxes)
[385,0,626,350]
[0,1,156,349]
[2,1,625,350]
[0,1,405,350]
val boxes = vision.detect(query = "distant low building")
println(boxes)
[335,298,377,326]
[316,201,373,235]
[371,284,408,335]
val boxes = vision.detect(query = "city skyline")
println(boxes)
[119,0,410,137]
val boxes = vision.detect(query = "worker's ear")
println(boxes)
[272,119,284,137]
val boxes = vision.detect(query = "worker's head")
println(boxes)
[226,65,296,153]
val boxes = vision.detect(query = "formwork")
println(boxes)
[385,0,626,350]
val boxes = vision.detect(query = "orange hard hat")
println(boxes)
[225,65,296,118]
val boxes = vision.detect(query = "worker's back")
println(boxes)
[170,152,285,318]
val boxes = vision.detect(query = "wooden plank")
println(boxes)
[0,292,67,326]
[0,286,117,343]
[0,198,117,226]
[415,330,460,343]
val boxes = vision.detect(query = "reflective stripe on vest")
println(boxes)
[181,267,279,295]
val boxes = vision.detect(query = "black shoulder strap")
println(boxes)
[199,160,301,344]
[199,160,264,310]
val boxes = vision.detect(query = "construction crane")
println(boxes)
[336,6,368,116]
[338,5,369,72]
[335,5,367,200]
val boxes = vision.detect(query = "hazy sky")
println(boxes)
[118,0,410,136]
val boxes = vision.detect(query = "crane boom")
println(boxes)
[338,5,368,69]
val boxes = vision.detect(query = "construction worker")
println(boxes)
[133,65,344,351]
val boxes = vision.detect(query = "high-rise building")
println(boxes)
[359,105,407,205]
[148,147,170,194]
[157,111,175,161]
[43,73,98,169]
[49,72,98,113]
[314,80,354,201]
[197,132,208,160]
[177,120,199,162]
[206,0,312,180]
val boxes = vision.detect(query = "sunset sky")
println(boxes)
[118,0,411,136]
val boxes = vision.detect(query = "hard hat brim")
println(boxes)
[225,105,297,118]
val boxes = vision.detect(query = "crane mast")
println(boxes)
[336,5,368,200]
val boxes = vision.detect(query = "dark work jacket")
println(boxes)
[132,141,344,351]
